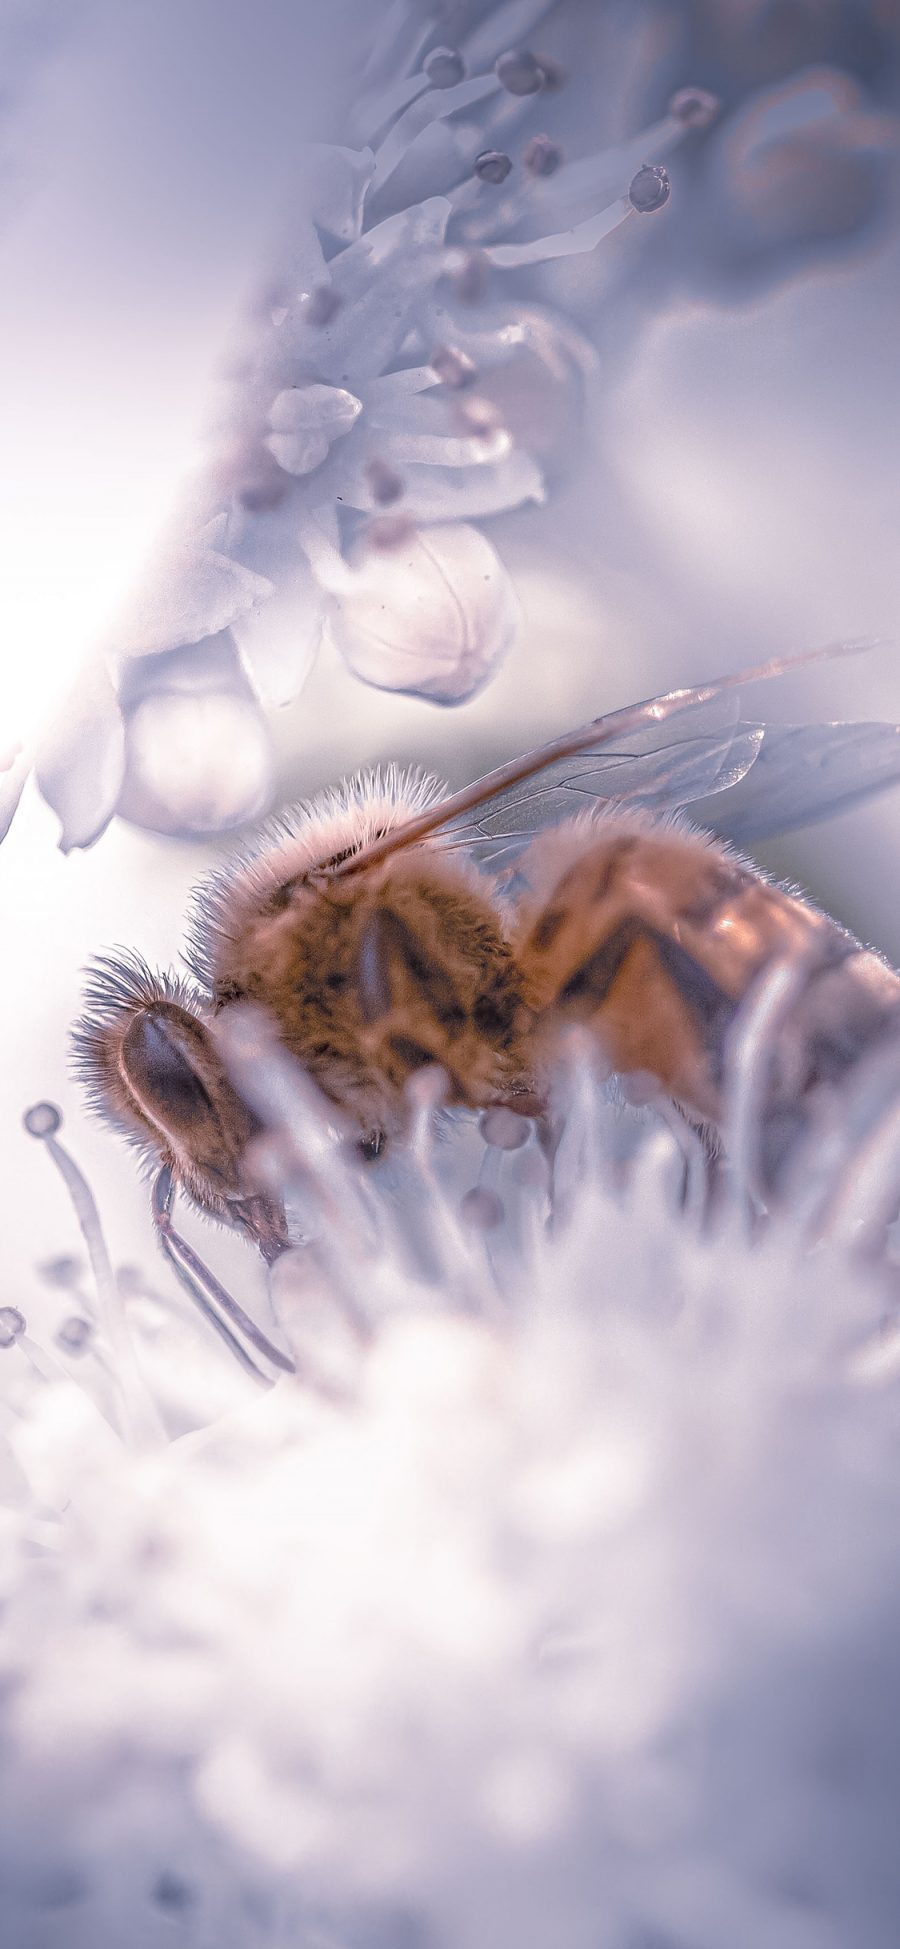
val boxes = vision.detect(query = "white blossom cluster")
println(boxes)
[5,1035,900,1948]
[23,0,717,852]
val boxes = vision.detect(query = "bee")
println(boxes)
[76,644,900,1332]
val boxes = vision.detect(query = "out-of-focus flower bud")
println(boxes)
[329,521,518,704]
[670,88,720,131]
[266,384,362,477]
[694,71,900,291]
[118,690,274,836]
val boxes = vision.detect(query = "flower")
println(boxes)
[8,1019,900,1945]
[24,1,715,851]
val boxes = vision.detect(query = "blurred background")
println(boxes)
[2,0,900,1334]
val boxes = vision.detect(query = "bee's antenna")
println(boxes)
[151,1167,296,1386]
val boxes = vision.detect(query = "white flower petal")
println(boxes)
[35,659,125,853]
[301,143,375,243]
[384,425,512,467]
[231,565,328,708]
[313,197,452,386]
[352,449,546,521]
[0,748,29,845]
[266,384,362,477]
[111,548,273,664]
[364,366,441,407]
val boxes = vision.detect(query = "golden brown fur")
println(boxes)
[75,780,900,1250]
[200,844,528,1136]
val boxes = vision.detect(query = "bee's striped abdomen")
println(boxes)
[515,816,900,1157]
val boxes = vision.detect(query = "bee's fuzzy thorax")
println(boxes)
[186,765,447,988]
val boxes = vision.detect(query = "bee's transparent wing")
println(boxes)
[441,693,765,869]
[693,720,900,845]
[327,642,893,884]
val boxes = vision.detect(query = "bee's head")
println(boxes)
[73,954,288,1259]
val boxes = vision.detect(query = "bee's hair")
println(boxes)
[185,765,446,989]
[71,950,208,1171]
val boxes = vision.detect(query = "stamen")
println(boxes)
[722,961,807,1227]
[24,1102,163,1445]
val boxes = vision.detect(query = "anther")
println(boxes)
[495,49,544,96]
[424,46,465,88]
[24,1101,61,1139]
[629,164,671,214]
[669,87,720,130]
[431,344,478,389]
[475,150,513,185]
[365,457,405,506]
[460,1187,505,1231]
[56,1316,93,1355]
[366,514,417,550]
[0,1307,26,1349]
[524,134,562,177]
[480,1106,530,1151]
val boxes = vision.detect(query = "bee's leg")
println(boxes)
[151,1166,295,1383]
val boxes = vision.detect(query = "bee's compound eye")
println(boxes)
[122,1012,215,1123]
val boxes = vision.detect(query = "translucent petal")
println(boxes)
[352,6,434,139]
[364,366,441,408]
[231,564,328,708]
[354,448,545,521]
[312,198,452,386]
[302,143,375,244]
[266,384,362,476]
[0,748,29,844]
[424,303,594,379]
[35,659,125,852]
[382,425,512,467]
[367,118,479,213]
[111,548,273,664]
